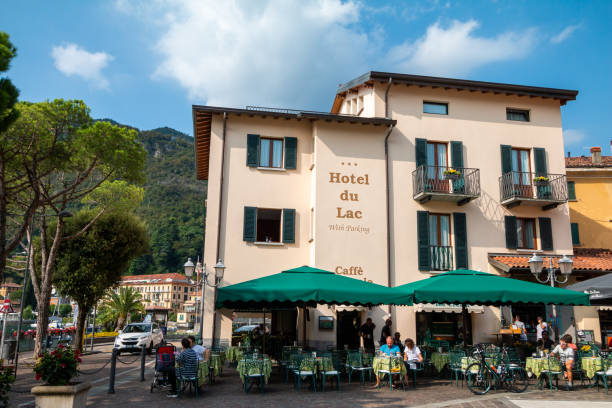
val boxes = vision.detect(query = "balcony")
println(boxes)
[499,172,568,210]
[413,166,480,205]
[430,245,454,271]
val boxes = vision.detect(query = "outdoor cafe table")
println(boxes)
[209,354,224,376]
[227,346,240,362]
[460,356,495,372]
[430,352,449,373]
[525,357,562,378]
[581,357,603,379]
[237,357,273,384]
[198,360,210,387]
[372,356,407,377]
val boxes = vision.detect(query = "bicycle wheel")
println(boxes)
[508,368,528,393]
[465,362,492,395]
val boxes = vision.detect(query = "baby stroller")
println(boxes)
[151,344,176,393]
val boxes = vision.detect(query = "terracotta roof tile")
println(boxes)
[491,248,612,272]
[121,273,191,284]
[565,155,612,168]
[1,282,21,288]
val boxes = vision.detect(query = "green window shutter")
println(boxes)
[415,138,428,168]
[568,181,576,200]
[417,211,430,271]
[243,207,257,242]
[538,217,553,251]
[504,215,518,249]
[500,145,512,174]
[450,141,464,169]
[534,148,547,177]
[453,212,468,269]
[246,134,260,167]
[282,208,296,243]
[571,223,580,245]
[284,137,297,170]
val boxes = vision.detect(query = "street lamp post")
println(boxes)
[528,253,574,341]
[184,258,225,345]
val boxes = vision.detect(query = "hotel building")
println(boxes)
[193,72,586,347]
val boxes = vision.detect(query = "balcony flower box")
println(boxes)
[533,176,550,186]
[443,169,461,180]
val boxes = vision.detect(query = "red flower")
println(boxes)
[61,363,66,369]
[35,374,41,381]
[77,358,82,363]
[58,344,64,349]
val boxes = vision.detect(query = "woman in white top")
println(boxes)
[403,338,423,387]
[536,316,548,341]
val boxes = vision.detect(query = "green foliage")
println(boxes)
[168,311,177,322]
[82,180,145,214]
[33,345,81,386]
[0,31,19,133]
[0,364,14,408]
[126,127,206,275]
[53,210,149,313]
[8,289,20,303]
[103,287,145,330]
[22,305,34,320]
[49,304,72,317]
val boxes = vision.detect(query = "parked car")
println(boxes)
[114,322,164,354]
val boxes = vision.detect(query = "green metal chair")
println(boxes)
[242,359,265,394]
[540,356,562,390]
[406,349,426,388]
[449,350,466,387]
[294,357,317,392]
[595,355,612,394]
[320,353,341,392]
[376,356,405,391]
[347,351,373,384]
[177,368,199,399]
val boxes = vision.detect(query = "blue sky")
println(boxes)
[1,0,611,155]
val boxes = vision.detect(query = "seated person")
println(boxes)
[550,334,575,388]
[536,330,554,351]
[167,337,199,398]
[393,332,403,348]
[187,335,209,361]
[374,336,402,387]
[403,338,423,386]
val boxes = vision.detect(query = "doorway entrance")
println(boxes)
[337,311,361,350]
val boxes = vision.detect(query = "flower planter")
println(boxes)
[31,382,91,408]
[533,180,549,187]
[444,173,461,181]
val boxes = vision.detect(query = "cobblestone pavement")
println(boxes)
[10,348,612,407]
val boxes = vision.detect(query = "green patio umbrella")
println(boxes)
[216,265,410,309]
[395,269,590,306]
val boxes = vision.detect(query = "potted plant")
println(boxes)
[0,363,15,408]
[443,168,462,180]
[31,345,91,408]
[533,175,550,186]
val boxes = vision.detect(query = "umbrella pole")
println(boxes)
[263,309,266,355]
[302,307,307,348]
[461,304,468,346]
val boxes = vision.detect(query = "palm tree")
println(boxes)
[104,287,145,331]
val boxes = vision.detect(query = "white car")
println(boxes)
[114,323,164,354]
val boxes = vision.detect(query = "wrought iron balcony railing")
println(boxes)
[430,245,454,271]
[412,166,480,205]
[499,172,568,209]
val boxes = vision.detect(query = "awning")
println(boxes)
[415,303,484,314]
[216,266,410,309]
[567,273,612,305]
[394,269,590,306]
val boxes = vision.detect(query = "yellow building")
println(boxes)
[0,282,21,308]
[119,273,195,314]
[566,145,612,249]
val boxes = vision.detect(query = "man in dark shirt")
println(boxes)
[359,318,376,352]
[380,319,392,345]
[167,337,199,397]
[537,330,554,351]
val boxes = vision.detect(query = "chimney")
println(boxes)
[591,146,602,165]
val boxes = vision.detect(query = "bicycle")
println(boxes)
[465,344,528,395]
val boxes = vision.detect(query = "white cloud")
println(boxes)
[550,25,579,44]
[116,2,539,107]
[51,43,113,89]
[563,129,586,146]
[387,20,536,77]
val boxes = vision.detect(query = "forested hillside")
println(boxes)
[128,126,207,275]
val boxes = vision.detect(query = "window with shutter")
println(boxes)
[417,211,430,271]
[538,217,553,250]
[282,208,296,243]
[571,223,580,246]
[450,141,463,169]
[500,145,512,175]
[504,215,518,249]
[533,148,547,177]
[516,218,537,249]
[453,212,468,269]
[415,138,428,168]
[567,181,576,200]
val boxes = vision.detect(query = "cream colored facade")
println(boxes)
[119,273,195,314]
[195,73,577,347]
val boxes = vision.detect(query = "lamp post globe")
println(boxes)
[558,254,574,276]
[214,260,226,280]
[184,258,195,277]
[528,253,544,276]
